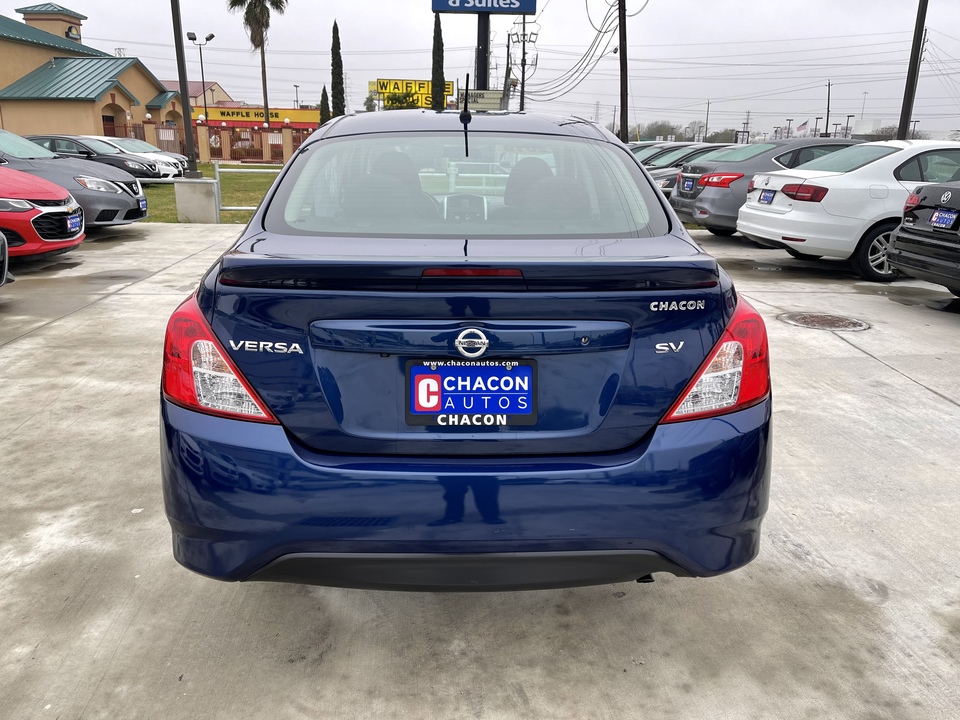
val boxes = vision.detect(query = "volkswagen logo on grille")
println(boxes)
[942,191,953,204]
[455,328,489,359]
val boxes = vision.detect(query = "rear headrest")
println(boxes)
[504,156,553,206]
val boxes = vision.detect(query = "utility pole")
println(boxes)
[476,13,490,90]
[618,0,628,141]
[521,16,527,110]
[825,80,831,138]
[170,0,200,177]
[704,99,710,141]
[898,0,929,140]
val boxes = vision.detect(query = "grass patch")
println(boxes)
[142,162,278,224]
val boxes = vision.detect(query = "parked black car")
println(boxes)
[889,182,960,296]
[27,135,160,179]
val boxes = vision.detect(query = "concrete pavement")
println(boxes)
[0,225,958,719]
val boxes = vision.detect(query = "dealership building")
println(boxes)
[0,4,184,138]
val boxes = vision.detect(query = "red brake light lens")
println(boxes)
[422,268,523,277]
[698,173,745,189]
[781,183,829,202]
[162,295,279,423]
[747,178,756,193]
[903,193,922,212]
[662,298,770,423]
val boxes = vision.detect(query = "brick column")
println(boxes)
[219,125,232,162]
[196,124,211,163]
[282,126,294,163]
[143,121,158,147]
[259,127,272,163]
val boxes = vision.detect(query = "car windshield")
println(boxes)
[83,138,123,155]
[266,131,669,239]
[701,143,777,162]
[112,138,160,153]
[647,146,704,168]
[0,130,58,159]
[795,144,901,172]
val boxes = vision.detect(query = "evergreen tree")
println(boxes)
[431,13,445,111]
[320,86,331,125]
[331,21,345,117]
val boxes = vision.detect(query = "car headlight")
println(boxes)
[74,177,122,193]
[0,198,33,212]
[124,161,147,170]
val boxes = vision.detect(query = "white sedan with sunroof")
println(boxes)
[737,140,960,281]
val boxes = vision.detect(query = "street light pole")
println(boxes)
[294,84,300,109]
[861,91,868,119]
[814,117,822,136]
[832,123,841,138]
[785,118,793,139]
[187,32,215,121]
[171,1,200,177]
[845,114,856,138]
[898,0,929,140]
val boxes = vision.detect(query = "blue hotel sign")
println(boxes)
[433,0,537,13]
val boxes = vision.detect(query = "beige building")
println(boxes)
[0,4,184,136]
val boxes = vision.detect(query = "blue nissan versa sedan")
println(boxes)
[160,110,772,591]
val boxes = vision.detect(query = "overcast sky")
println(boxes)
[4,0,960,135]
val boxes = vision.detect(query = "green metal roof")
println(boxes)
[146,90,178,109]
[0,57,142,102]
[14,4,87,20]
[0,14,106,56]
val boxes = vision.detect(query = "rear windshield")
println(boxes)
[266,132,670,239]
[631,144,673,162]
[794,144,900,172]
[112,138,159,153]
[0,130,57,159]
[698,143,777,163]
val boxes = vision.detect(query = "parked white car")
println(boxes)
[81,136,182,179]
[737,140,960,281]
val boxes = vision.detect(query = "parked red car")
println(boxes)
[0,166,84,257]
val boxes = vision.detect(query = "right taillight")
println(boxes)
[781,183,829,202]
[903,193,922,212]
[662,299,770,423]
[162,295,278,423]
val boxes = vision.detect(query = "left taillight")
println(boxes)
[162,295,279,423]
[698,173,745,189]
[662,298,770,423]
[903,193,922,212]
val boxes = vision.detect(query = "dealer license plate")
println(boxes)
[929,208,958,229]
[139,198,148,211]
[406,359,537,427]
[67,213,82,233]
[759,189,776,204]
[682,178,694,191]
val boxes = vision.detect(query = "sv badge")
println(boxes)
[655,341,685,354]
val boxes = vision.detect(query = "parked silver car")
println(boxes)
[670,138,859,236]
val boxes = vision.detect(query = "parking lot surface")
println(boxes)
[1,225,959,720]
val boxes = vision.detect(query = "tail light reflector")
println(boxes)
[781,183,829,202]
[162,295,278,423]
[698,173,744,188]
[903,193,922,212]
[662,299,770,423]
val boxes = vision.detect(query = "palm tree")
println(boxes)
[228,0,288,128]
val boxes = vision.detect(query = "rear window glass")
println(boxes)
[631,144,673,162]
[647,146,700,168]
[796,145,900,172]
[699,143,777,162]
[266,132,670,239]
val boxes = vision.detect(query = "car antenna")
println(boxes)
[460,73,472,158]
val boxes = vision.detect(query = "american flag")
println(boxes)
[796,120,809,134]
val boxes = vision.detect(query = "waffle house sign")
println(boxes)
[369,79,455,109]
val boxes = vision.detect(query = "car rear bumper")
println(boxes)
[671,190,738,229]
[888,233,960,292]
[161,397,773,590]
[737,206,864,258]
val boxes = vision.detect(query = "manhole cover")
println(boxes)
[777,312,870,332]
